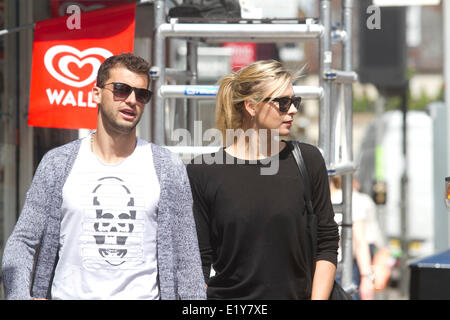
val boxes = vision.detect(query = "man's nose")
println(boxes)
[125,89,137,105]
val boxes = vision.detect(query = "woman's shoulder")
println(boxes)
[287,140,327,177]
[297,141,322,156]
[187,148,226,175]
[286,140,324,161]
[295,142,324,164]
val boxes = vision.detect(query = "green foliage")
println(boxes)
[352,85,444,113]
[353,91,375,113]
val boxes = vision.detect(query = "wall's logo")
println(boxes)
[44,45,112,88]
[28,2,136,129]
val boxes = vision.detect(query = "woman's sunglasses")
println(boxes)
[101,82,153,104]
[263,96,302,112]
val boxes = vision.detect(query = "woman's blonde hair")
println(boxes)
[215,60,298,139]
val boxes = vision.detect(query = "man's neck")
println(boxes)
[91,129,137,164]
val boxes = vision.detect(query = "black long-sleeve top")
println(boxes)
[186,142,339,300]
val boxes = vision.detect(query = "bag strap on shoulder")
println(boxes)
[288,140,314,216]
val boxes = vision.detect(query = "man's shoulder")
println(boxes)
[147,141,184,167]
[31,139,82,185]
[40,139,82,164]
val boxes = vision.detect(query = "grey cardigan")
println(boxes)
[1,139,206,300]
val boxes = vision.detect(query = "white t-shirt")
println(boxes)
[354,191,385,248]
[331,189,367,226]
[331,189,367,263]
[51,136,160,300]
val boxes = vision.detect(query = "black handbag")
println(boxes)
[289,140,352,300]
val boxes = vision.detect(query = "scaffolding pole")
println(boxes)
[151,0,167,145]
[160,85,323,100]
[319,0,332,166]
[158,20,324,40]
[340,0,356,294]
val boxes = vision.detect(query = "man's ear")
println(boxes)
[243,100,256,118]
[92,85,102,104]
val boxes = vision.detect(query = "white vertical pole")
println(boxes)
[341,0,355,294]
[151,0,166,145]
[444,0,450,246]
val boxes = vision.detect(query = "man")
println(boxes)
[2,53,206,300]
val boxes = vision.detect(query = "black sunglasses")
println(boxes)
[101,82,153,104]
[263,96,302,112]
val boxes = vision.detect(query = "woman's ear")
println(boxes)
[243,100,256,118]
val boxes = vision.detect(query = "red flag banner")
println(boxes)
[222,42,257,71]
[28,3,136,129]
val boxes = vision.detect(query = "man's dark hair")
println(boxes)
[96,53,151,88]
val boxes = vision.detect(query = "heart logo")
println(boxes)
[44,45,113,88]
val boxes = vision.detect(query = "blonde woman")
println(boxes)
[187,60,339,300]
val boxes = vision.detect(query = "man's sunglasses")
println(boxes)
[101,82,153,104]
[263,96,302,112]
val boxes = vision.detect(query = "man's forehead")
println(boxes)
[106,66,149,86]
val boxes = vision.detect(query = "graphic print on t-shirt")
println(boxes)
[80,175,145,269]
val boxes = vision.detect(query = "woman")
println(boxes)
[187,60,339,300]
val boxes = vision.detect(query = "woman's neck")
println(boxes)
[225,128,284,160]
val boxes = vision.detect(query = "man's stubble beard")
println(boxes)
[98,103,142,134]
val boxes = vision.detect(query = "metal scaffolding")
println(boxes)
[150,0,358,294]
